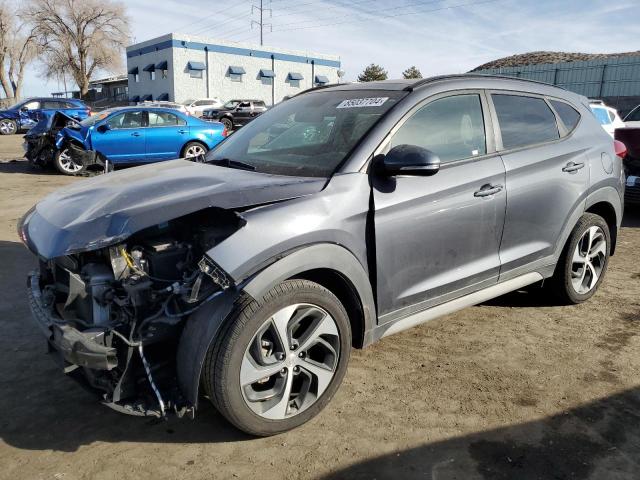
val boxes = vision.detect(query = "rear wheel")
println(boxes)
[54,148,85,175]
[0,119,17,135]
[182,141,207,159]
[204,280,351,436]
[548,213,610,304]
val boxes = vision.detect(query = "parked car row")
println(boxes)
[201,99,269,131]
[25,106,227,175]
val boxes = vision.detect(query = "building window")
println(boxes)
[261,77,273,86]
[190,69,203,79]
[150,70,156,80]
[228,66,246,83]
[289,79,300,88]
[287,72,303,88]
[187,60,206,79]
[134,73,139,83]
[162,69,168,79]
[230,73,242,82]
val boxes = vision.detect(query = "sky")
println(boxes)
[19,0,640,97]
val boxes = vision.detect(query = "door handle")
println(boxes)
[131,132,140,137]
[562,161,585,173]
[474,184,503,197]
[178,129,187,134]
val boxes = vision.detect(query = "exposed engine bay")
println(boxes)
[31,207,244,416]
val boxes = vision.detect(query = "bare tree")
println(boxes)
[0,2,15,98]
[24,0,130,98]
[0,1,37,99]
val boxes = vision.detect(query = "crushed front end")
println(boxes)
[22,208,244,417]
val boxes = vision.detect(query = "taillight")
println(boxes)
[222,127,228,137]
[614,139,627,159]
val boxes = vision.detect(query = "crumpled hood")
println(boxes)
[22,159,325,259]
[56,124,90,148]
[25,111,78,138]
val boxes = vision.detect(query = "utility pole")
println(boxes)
[251,0,272,46]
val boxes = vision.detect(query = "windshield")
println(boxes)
[80,109,116,127]
[205,90,405,177]
[223,100,241,109]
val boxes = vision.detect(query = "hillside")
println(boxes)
[472,50,640,71]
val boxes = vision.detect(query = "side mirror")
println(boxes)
[379,144,441,176]
[96,123,111,133]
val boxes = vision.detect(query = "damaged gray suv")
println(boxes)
[20,75,624,436]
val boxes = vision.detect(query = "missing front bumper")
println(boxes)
[27,272,118,371]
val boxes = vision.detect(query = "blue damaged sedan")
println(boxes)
[54,106,227,175]
[0,97,90,135]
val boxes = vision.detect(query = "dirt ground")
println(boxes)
[0,134,639,480]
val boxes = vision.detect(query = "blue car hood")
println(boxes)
[56,124,90,147]
[21,159,325,259]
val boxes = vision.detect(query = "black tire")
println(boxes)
[204,279,352,436]
[0,118,17,135]
[220,117,233,132]
[547,213,610,304]
[53,148,86,176]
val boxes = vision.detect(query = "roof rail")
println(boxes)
[404,73,568,92]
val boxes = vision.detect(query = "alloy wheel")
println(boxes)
[185,144,206,158]
[0,120,16,135]
[57,149,83,174]
[240,303,340,420]
[571,226,607,294]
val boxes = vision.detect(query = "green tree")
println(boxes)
[357,63,388,82]
[402,66,423,79]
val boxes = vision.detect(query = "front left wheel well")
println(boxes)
[292,268,365,349]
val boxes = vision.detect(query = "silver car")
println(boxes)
[20,75,624,435]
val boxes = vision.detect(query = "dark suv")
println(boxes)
[21,75,624,436]
[201,99,268,131]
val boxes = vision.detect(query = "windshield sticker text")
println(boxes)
[336,97,389,109]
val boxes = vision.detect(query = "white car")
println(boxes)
[624,104,640,128]
[137,101,190,115]
[182,98,224,117]
[589,101,626,137]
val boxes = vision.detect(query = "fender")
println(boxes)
[176,243,377,408]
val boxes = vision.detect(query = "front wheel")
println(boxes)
[204,280,351,436]
[548,213,610,304]
[54,148,86,175]
[0,119,17,135]
[220,117,233,132]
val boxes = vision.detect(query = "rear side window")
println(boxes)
[390,94,487,162]
[492,94,559,150]
[549,100,581,134]
[591,106,611,125]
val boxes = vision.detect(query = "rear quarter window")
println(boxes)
[591,106,611,125]
[492,94,560,150]
[549,99,581,134]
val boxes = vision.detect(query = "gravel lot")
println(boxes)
[1,134,639,480]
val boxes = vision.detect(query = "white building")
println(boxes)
[126,33,341,105]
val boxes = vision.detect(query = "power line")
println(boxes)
[271,0,503,32]
[168,0,253,33]
[251,0,272,45]
[189,10,253,37]
[270,0,374,19]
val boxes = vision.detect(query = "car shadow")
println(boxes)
[0,159,59,175]
[0,240,250,452]
[320,385,640,479]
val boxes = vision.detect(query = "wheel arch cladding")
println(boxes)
[176,243,377,409]
[585,201,618,255]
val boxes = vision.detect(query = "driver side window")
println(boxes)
[390,94,487,162]
[106,111,144,129]
[22,101,40,110]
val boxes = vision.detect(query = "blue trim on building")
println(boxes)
[127,38,341,68]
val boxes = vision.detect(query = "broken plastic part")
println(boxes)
[198,256,231,290]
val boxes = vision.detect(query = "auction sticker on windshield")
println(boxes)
[336,97,389,109]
